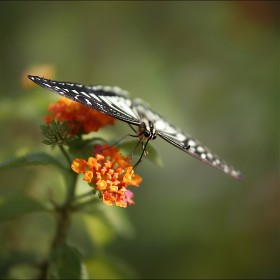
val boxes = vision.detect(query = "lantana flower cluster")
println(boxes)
[71,145,142,208]
[44,97,115,134]
[42,96,142,207]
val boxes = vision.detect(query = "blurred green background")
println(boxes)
[0,1,279,279]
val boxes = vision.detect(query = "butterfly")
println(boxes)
[28,75,242,180]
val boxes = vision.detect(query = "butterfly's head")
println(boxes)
[138,120,157,140]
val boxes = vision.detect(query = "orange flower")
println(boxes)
[71,158,87,173]
[71,145,142,208]
[44,97,115,134]
[94,144,131,170]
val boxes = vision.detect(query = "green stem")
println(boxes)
[57,144,77,203]
[58,144,72,165]
[65,171,78,206]
[74,190,95,201]
[38,147,78,280]
[73,196,98,211]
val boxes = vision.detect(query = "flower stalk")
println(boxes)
[38,146,78,280]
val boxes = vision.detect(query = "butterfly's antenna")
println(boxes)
[100,124,141,154]
[100,124,141,155]
[100,134,131,153]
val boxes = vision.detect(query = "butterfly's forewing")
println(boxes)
[159,132,242,180]
[28,75,141,125]
[132,99,242,180]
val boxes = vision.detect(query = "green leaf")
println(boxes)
[48,244,82,279]
[0,193,47,223]
[82,214,114,247]
[0,153,66,170]
[119,140,163,167]
[85,255,138,279]
[68,137,106,159]
[78,203,134,239]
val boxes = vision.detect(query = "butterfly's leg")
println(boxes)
[128,124,140,138]
[133,139,150,169]
[130,138,142,160]
[140,141,149,156]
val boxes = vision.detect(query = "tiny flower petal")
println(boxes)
[97,180,107,191]
[116,197,127,208]
[87,157,101,171]
[102,191,115,206]
[123,167,134,183]
[84,170,93,182]
[71,159,87,173]
[130,174,142,186]
[125,190,135,205]
[96,154,104,161]
[109,185,118,192]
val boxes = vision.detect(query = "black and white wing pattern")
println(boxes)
[132,99,242,180]
[28,75,141,125]
[28,75,242,180]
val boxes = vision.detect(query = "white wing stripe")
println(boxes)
[98,96,139,119]
[89,93,102,102]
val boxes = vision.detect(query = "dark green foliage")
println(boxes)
[41,121,78,146]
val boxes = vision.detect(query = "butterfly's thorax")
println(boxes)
[138,120,157,140]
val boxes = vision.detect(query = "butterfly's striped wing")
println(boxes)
[132,99,242,180]
[28,75,141,125]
